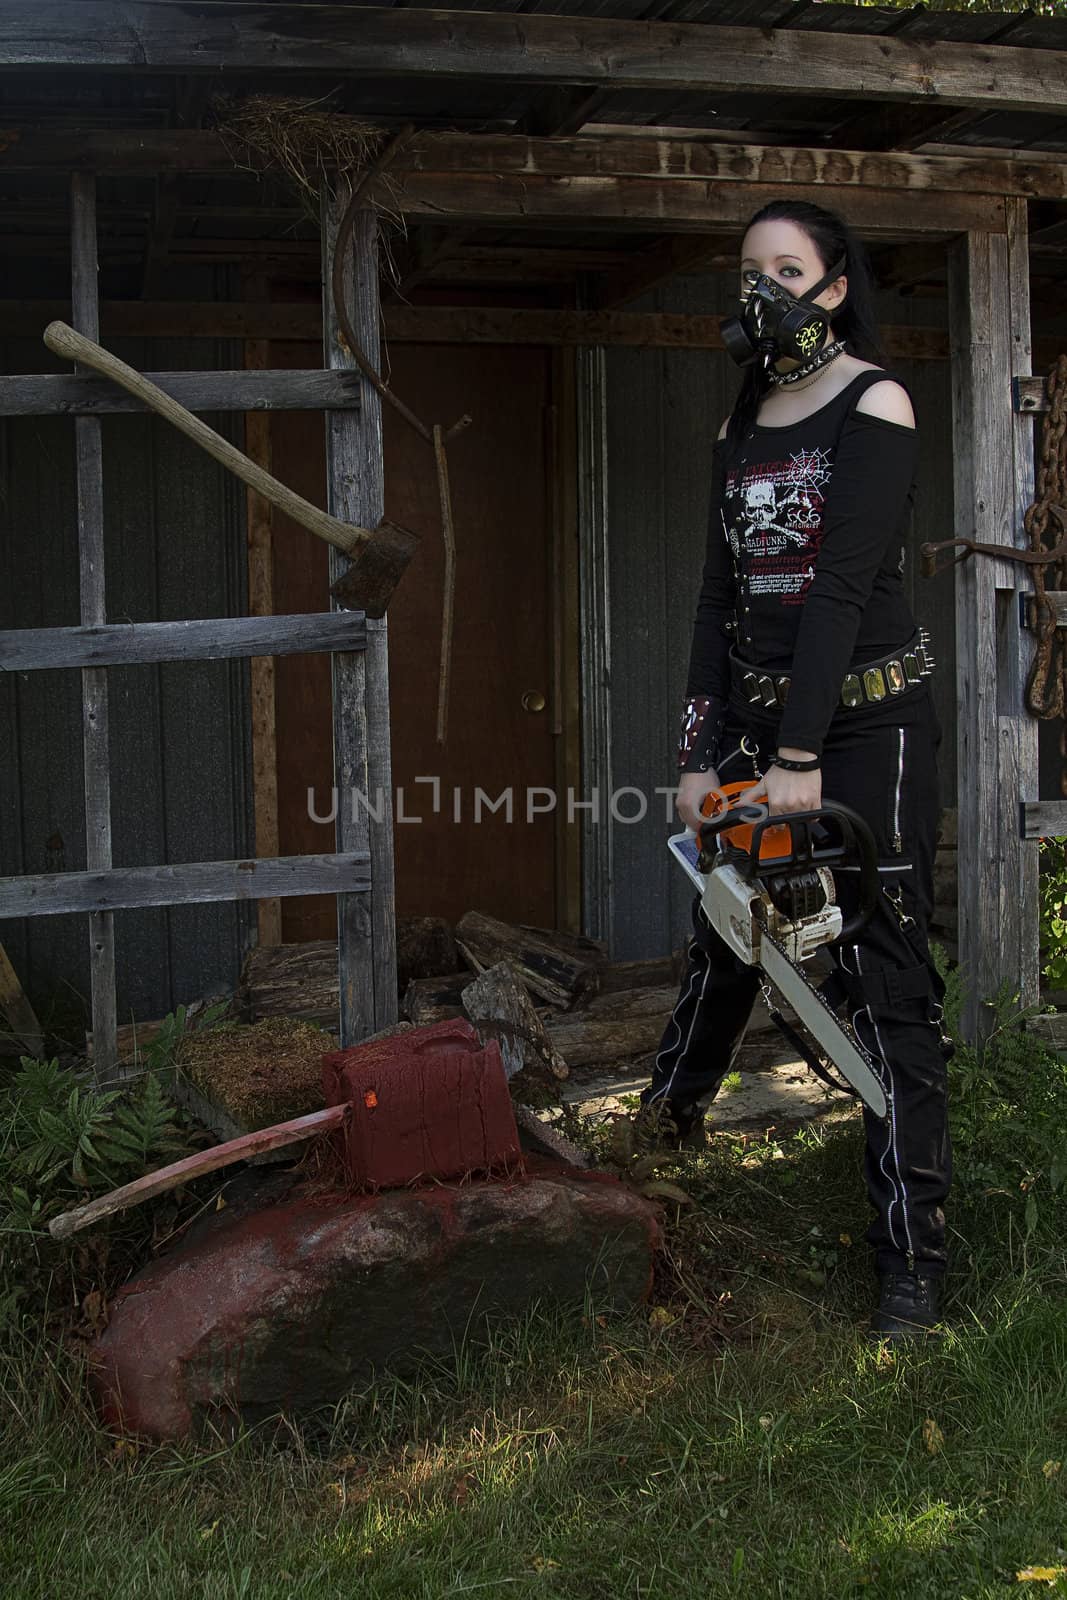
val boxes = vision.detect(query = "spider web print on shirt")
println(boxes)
[726,447,834,607]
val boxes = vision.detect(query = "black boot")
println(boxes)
[869,1271,943,1344]
[633,1094,708,1152]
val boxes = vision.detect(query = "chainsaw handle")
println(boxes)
[817,802,880,944]
[696,801,765,845]
[709,798,881,944]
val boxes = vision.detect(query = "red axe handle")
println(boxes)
[48,1103,350,1241]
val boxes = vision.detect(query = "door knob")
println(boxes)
[521,690,546,713]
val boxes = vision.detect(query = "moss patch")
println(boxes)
[176,1018,335,1130]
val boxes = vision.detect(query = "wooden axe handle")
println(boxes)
[44,320,371,558]
[48,1103,349,1241]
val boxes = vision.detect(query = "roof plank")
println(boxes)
[2,4,1066,116]
[2,128,1062,202]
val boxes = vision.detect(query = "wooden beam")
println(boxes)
[516,88,611,139]
[1021,801,1067,841]
[7,6,1067,117]
[0,301,324,340]
[323,193,398,1043]
[141,78,214,298]
[0,128,235,173]
[4,127,1066,200]
[0,300,985,360]
[0,854,372,919]
[829,104,984,155]
[869,241,947,292]
[1014,375,1053,414]
[593,234,733,310]
[388,172,1006,237]
[1003,195,1041,1011]
[0,942,45,1058]
[244,304,283,950]
[948,219,1040,1038]
[388,225,474,300]
[398,134,1067,202]
[0,612,368,672]
[0,368,361,416]
[1023,591,1067,627]
[70,173,118,1082]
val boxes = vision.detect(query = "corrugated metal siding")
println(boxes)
[0,333,253,1034]
[603,272,956,960]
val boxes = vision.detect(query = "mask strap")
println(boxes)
[800,254,846,307]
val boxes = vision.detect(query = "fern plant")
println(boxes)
[92,1071,187,1177]
[0,1042,196,1244]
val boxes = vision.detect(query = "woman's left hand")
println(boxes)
[738,760,821,818]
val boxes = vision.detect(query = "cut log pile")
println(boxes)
[236,908,798,1101]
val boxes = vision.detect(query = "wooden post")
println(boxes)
[71,173,119,1080]
[947,213,1040,1039]
[243,274,283,947]
[321,189,397,1041]
[0,942,44,1059]
[1004,197,1041,1013]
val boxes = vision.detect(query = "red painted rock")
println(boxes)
[322,1018,521,1189]
[91,1165,660,1441]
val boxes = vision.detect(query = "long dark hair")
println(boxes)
[723,199,886,463]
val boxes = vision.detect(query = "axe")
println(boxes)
[44,320,418,618]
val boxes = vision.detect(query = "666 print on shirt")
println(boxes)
[725,447,833,607]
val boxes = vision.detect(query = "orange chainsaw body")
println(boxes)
[699,780,793,863]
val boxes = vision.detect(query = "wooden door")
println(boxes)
[267,341,560,940]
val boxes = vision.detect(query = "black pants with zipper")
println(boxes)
[643,688,951,1278]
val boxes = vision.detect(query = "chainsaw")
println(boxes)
[667,783,889,1120]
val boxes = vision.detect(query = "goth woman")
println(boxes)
[640,199,950,1344]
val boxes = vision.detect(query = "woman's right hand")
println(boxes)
[676,769,722,834]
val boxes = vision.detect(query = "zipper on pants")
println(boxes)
[892,728,906,854]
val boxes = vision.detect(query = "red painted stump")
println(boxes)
[321,1018,522,1189]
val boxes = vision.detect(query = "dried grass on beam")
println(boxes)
[211,95,403,225]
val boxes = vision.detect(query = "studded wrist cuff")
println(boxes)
[677,697,725,774]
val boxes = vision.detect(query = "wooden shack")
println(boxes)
[2,0,1067,1061]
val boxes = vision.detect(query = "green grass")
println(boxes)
[2,1114,1066,1600]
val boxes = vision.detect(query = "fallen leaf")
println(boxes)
[649,1306,675,1330]
[639,1179,692,1205]
[839,1233,852,1247]
[200,1521,220,1540]
[81,1289,108,1334]
[531,1556,561,1572]
[758,1415,774,1432]
[922,1418,944,1455]
[111,1437,137,1460]
[215,1194,227,1211]
[1042,1461,1062,1480]
[1016,1567,1067,1583]
[451,1473,474,1504]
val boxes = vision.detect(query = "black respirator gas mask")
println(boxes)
[720,256,846,369]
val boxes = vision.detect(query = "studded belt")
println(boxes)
[730,630,935,714]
